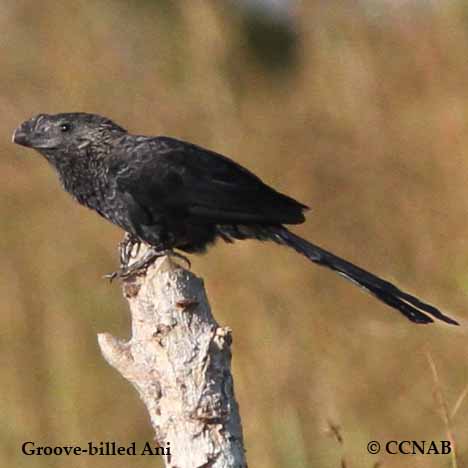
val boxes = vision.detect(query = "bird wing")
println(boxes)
[113,136,308,225]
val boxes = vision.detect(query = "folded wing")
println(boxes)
[114,137,308,226]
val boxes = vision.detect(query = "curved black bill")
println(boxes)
[12,126,30,146]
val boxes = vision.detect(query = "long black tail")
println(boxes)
[269,226,458,325]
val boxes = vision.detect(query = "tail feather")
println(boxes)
[272,226,458,325]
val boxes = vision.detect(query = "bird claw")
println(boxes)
[104,245,191,282]
[103,271,120,282]
[167,251,192,269]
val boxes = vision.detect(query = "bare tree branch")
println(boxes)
[98,252,247,468]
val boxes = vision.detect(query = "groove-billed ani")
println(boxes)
[13,113,458,325]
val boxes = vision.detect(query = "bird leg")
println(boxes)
[104,235,191,281]
[119,233,141,268]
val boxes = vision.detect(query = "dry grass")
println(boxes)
[427,349,468,468]
[2,1,468,467]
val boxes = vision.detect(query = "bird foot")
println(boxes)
[104,246,191,282]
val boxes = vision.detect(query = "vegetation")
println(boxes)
[2,1,467,466]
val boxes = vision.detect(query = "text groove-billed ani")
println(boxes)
[12,113,459,325]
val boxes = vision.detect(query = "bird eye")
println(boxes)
[60,123,71,132]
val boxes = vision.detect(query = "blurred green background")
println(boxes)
[2,1,468,467]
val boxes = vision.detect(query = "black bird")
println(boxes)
[13,112,459,325]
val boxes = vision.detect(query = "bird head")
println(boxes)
[12,112,127,155]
